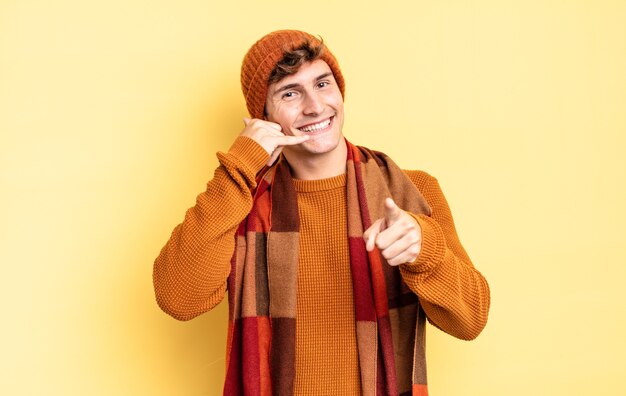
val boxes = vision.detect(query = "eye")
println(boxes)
[317,81,330,89]
[282,91,298,100]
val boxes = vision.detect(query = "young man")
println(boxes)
[153,30,490,396]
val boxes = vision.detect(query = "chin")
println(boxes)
[298,133,344,155]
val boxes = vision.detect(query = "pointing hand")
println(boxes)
[363,198,422,266]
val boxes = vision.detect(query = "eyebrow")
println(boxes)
[274,72,333,94]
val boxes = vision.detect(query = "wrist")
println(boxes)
[402,214,445,273]
[228,136,271,174]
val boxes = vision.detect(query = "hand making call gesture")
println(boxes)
[241,118,309,166]
[363,198,423,266]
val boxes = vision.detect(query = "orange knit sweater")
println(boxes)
[292,174,360,394]
[153,137,490,394]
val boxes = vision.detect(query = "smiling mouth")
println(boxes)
[297,116,333,133]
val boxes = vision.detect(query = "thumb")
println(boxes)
[364,218,385,252]
[384,198,402,225]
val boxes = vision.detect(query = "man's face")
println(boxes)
[265,59,345,159]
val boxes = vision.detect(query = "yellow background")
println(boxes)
[2,0,625,395]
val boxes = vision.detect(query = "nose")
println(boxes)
[301,92,324,116]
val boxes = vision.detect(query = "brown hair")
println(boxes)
[267,41,324,85]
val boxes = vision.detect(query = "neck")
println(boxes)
[282,139,348,180]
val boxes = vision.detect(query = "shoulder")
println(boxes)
[402,170,449,209]
[402,169,438,190]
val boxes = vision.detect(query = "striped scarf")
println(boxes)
[224,141,432,395]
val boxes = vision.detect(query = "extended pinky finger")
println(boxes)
[278,134,310,146]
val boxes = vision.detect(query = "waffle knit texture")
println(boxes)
[153,137,491,396]
[292,173,361,394]
[223,140,432,395]
[240,30,345,119]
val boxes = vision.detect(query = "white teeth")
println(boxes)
[299,118,331,132]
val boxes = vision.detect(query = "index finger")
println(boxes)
[384,198,402,223]
[265,121,283,131]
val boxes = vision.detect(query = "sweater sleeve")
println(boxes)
[153,136,270,321]
[399,170,490,340]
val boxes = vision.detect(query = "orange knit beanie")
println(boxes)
[240,30,345,120]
